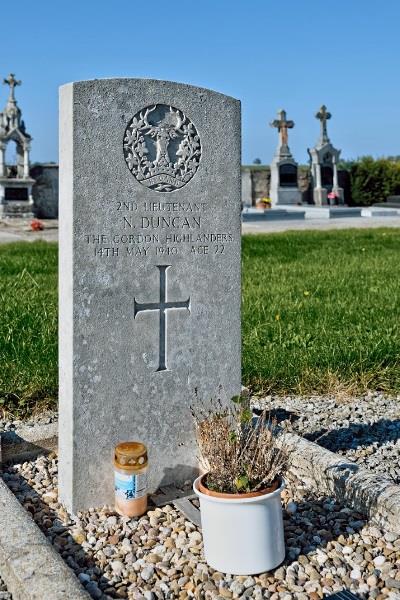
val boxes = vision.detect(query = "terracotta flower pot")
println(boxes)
[193,474,285,575]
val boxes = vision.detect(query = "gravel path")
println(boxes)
[253,393,400,485]
[0,219,58,244]
[0,576,12,600]
[2,455,400,599]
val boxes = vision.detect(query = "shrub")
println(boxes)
[348,156,400,205]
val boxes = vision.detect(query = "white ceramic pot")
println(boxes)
[193,475,285,575]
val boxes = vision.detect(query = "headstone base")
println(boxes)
[0,202,34,218]
[269,156,301,206]
[313,187,344,206]
[242,208,305,221]
[313,187,326,206]
[270,187,302,206]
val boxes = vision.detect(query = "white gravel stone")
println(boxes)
[110,559,124,575]
[243,576,256,588]
[140,565,155,581]
[230,580,245,595]
[316,550,328,565]
[374,555,386,567]
[350,568,362,579]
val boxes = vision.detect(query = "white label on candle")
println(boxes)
[115,471,147,500]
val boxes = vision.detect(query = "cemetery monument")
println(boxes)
[59,78,242,513]
[0,74,35,217]
[269,109,301,206]
[308,105,344,206]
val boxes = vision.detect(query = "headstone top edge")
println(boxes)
[58,78,240,104]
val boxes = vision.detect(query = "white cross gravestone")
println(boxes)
[59,79,241,512]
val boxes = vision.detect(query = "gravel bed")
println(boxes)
[0,410,57,433]
[253,393,400,484]
[0,575,12,600]
[2,391,399,482]
[2,455,400,599]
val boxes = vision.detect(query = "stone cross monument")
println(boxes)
[0,73,35,217]
[59,78,241,513]
[308,105,344,206]
[270,109,294,156]
[269,109,301,206]
[316,104,331,145]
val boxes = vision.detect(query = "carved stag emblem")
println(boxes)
[123,104,201,192]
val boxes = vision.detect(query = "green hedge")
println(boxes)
[340,156,400,206]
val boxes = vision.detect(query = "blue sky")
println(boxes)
[1,0,399,165]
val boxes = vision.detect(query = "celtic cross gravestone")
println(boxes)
[59,79,241,512]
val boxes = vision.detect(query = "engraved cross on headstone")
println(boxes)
[316,104,331,145]
[134,265,190,372]
[270,109,294,148]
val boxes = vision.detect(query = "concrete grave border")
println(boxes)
[280,432,400,535]
[0,477,90,600]
[0,422,58,464]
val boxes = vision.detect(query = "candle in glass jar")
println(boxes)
[114,441,148,517]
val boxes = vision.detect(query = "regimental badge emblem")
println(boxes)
[123,104,202,192]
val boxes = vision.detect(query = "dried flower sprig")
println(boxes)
[191,395,289,494]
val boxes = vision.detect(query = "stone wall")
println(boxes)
[30,163,59,219]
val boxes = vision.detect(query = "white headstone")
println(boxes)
[59,79,241,512]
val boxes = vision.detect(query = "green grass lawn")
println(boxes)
[0,242,58,417]
[242,229,400,394]
[1,230,399,417]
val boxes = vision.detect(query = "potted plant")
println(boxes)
[192,396,289,575]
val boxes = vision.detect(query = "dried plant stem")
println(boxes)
[192,397,290,494]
